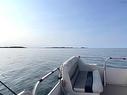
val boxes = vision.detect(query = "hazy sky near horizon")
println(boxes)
[0,0,127,48]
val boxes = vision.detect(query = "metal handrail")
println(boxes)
[103,57,110,86]
[109,57,127,60]
[0,81,17,95]
[103,57,127,86]
[32,68,60,95]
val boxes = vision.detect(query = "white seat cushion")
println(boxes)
[92,70,103,93]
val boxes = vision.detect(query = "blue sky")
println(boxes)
[0,0,127,48]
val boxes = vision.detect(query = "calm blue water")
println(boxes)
[0,48,127,95]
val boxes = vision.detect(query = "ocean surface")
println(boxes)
[0,48,127,95]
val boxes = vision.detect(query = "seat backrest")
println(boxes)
[62,56,79,92]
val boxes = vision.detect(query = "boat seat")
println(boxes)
[73,70,103,93]
[62,56,103,95]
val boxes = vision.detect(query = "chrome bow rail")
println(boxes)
[32,68,60,95]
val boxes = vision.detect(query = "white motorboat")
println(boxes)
[1,56,127,95]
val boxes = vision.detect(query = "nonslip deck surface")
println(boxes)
[101,84,127,95]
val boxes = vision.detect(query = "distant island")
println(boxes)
[0,46,87,49]
[80,47,87,48]
[45,47,73,48]
[0,46,26,48]
[44,47,87,49]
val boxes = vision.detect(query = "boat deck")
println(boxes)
[101,84,127,95]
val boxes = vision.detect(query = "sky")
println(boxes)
[0,0,127,48]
